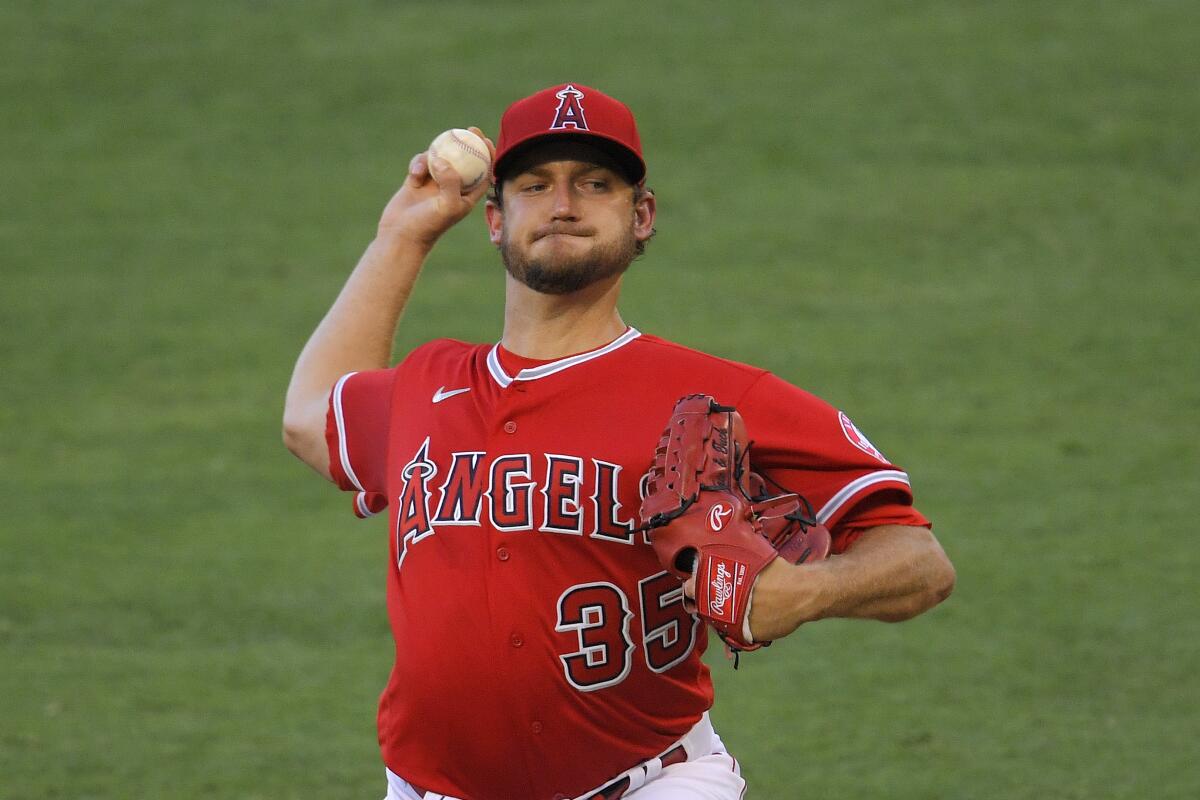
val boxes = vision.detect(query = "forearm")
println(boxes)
[805,525,955,621]
[282,232,431,477]
[290,232,429,396]
[281,131,496,478]
[750,525,955,641]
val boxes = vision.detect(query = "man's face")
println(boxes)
[486,141,655,295]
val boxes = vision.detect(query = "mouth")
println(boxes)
[534,227,593,241]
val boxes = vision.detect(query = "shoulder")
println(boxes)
[400,337,484,361]
[621,332,779,408]
[630,333,768,380]
[629,332,835,410]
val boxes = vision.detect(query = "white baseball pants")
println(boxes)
[383,712,746,800]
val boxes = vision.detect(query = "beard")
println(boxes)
[500,225,639,295]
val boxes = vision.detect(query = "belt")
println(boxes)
[403,713,712,800]
[405,744,688,800]
[583,741,688,800]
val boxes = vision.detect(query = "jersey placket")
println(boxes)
[480,376,549,792]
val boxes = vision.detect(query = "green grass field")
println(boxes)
[3,2,1197,797]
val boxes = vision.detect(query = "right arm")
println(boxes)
[282,130,495,479]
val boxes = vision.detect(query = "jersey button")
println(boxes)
[510,633,523,648]
[531,720,544,734]
[496,546,510,561]
[503,420,517,434]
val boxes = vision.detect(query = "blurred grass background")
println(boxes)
[2,1,1197,797]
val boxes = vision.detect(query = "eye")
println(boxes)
[519,182,548,194]
[582,178,609,192]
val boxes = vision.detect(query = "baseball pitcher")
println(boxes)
[283,83,955,800]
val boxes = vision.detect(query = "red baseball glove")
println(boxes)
[640,394,831,654]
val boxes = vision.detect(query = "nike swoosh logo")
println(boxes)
[432,386,471,404]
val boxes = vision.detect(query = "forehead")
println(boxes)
[500,138,631,183]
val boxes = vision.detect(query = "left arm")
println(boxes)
[747,524,956,642]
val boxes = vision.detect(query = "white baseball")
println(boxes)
[427,128,491,192]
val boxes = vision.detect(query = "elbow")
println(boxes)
[281,408,309,458]
[928,532,956,602]
[282,399,334,481]
[282,402,324,465]
[282,385,326,459]
[916,545,956,616]
[933,553,956,605]
[882,542,956,623]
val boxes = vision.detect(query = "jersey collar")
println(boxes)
[487,327,642,388]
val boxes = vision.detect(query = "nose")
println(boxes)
[550,181,578,221]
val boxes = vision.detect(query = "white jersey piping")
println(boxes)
[355,491,380,518]
[332,372,366,492]
[816,469,910,525]
[486,327,642,388]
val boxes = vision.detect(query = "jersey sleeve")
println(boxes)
[736,372,930,553]
[324,368,394,518]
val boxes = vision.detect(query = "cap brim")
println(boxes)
[493,132,645,184]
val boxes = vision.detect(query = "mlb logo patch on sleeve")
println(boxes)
[839,411,887,462]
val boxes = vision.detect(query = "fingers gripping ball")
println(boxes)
[427,128,491,192]
[640,395,832,654]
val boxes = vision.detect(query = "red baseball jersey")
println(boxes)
[325,328,928,800]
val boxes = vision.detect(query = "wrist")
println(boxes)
[790,558,833,624]
[746,559,810,641]
[749,558,836,642]
[374,227,437,257]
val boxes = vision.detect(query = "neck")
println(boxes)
[501,273,627,359]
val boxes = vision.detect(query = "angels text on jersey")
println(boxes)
[394,436,653,569]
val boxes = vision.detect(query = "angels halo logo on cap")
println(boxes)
[549,84,588,130]
[493,82,646,184]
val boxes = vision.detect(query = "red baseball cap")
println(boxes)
[493,83,646,184]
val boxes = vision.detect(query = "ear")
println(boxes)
[485,199,503,246]
[633,187,656,243]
